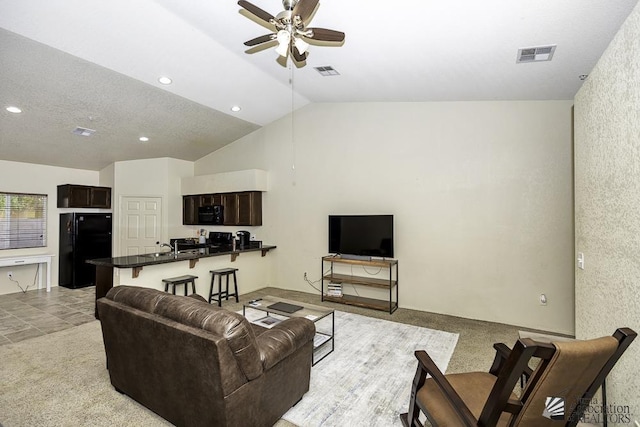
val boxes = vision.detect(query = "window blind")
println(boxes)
[0,192,47,250]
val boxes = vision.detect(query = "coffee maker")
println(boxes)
[236,231,250,249]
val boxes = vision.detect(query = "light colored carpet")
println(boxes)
[0,312,457,427]
[0,321,172,427]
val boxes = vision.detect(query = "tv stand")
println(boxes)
[321,255,398,314]
[339,254,371,261]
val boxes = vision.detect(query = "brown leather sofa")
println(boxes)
[97,285,315,427]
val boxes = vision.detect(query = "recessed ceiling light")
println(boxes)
[6,106,22,113]
[158,76,172,85]
[231,105,241,112]
[139,136,149,142]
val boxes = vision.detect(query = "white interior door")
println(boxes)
[120,196,162,256]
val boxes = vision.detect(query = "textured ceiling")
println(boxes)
[0,0,638,171]
[0,29,260,170]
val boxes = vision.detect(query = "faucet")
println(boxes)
[159,242,179,255]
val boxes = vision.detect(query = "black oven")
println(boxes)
[198,205,224,225]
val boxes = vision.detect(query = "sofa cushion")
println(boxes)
[154,296,264,381]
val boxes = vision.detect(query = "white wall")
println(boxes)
[196,100,575,334]
[0,160,99,295]
[112,157,193,256]
[574,1,640,414]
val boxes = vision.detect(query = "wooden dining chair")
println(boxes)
[400,328,636,427]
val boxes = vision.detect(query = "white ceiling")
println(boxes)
[0,0,638,170]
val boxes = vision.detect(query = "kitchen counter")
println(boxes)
[87,244,276,318]
[88,244,276,271]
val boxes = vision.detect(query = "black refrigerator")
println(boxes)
[59,213,112,289]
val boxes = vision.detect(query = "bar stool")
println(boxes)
[162,275,198,296]
[209,268,239,306]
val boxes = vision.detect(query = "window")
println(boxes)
[0,192,47,250]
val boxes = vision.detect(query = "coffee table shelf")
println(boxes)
[243,296,334,366]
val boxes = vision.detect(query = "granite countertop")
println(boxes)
[87,244,276,269]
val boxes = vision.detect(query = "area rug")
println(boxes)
[0,312,457,427]
[280,311,458,426]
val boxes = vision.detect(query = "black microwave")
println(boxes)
[198,205,224,225]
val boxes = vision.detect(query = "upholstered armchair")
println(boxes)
[400,328,636,427]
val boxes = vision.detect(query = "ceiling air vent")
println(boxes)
[72,127,96,136]
[516,45,556,63]
[314,66,340,76]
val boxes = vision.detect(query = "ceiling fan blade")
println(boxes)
[292,0,319,25]
[245,39,278,54]
[291,45,308,63]
[307,27,345,43]
[244,33,276,46]
[238,0,275,24]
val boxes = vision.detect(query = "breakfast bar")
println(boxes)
[87,244,276,317]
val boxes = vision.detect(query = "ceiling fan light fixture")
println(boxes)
[239,0,344,63]
[275,30,291,57]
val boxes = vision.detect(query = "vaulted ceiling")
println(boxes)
[1,0,637,170]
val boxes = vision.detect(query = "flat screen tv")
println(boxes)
[328,215,394,258]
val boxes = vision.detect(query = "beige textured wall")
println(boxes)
[0,160,99,295]
[574,1,640,416]
[196,100,575,333]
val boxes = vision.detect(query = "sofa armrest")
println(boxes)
[256,317,315,370]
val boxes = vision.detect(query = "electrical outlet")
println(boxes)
[539,294,547,305]
[577,252,585,270]
[7,271,13,278]
[304,272,307,280]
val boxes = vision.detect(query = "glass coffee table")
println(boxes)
[243,295,334,365]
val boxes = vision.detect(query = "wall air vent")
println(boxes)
[72,127,96,136]
[314,66,340,76]
[516,45,556,63]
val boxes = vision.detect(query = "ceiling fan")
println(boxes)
[238,0,345,63]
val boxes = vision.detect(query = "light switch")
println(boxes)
[577,252,585,270]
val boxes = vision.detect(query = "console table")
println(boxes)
[321,255,398,314]
[0,254,55,292]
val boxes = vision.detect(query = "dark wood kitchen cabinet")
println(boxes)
[182,195,201,225]
[183,194,225,225]
[183,191,262,226]
[57,184,111,208]
[222,193,237,225]
[237,191,261,225]
[223,191,262,226]
[201,194,221,206]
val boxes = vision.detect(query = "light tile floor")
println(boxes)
[0,286,95,346]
